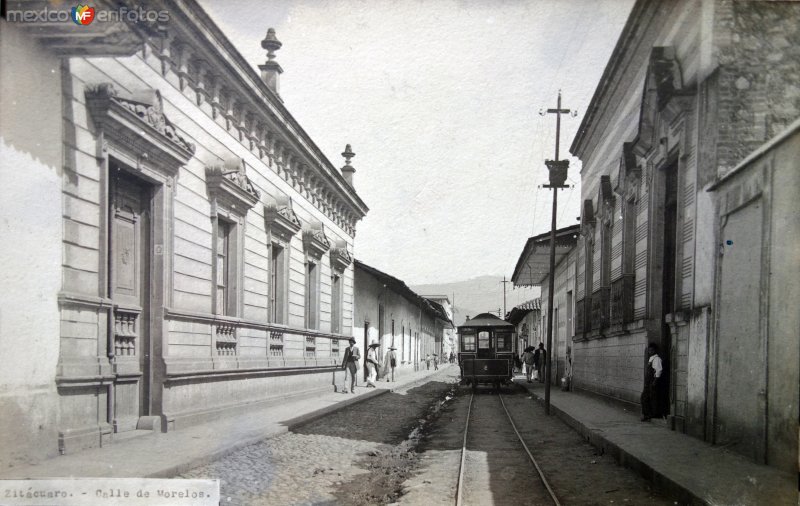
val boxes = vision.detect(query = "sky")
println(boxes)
[198,0,635,284]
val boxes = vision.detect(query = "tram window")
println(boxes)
[478,331,490,349]
[462,332,476,352]
[495,332,512,352]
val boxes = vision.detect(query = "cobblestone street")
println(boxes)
[179,369,460,505]
[179,369,680,505]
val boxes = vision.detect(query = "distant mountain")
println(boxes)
[412,276,540,327]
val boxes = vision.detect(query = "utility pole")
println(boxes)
[540,90,574,415]
[500,276,511,320]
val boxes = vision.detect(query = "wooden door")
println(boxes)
[109,168,151,433]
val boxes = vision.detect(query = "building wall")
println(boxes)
[570,0,800,472]
[0,20,64,467]
[514,309,540,352]
[353,267,440,371]
[539,248,576,385]
[709,125,800,473]
[2,8,365,460]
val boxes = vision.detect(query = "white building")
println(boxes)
[0,0,367,465]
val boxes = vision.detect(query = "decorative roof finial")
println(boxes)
[261,28,282,61]
[259,28,283,96]
[341,144,356,187]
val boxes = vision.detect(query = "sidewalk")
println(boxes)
[0,364,456,480]
[515,378,795,506]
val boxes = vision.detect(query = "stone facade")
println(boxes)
[568,0,799,473]
[353,261,448,373]
[0,0,367,466]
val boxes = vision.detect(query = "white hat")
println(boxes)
[369,339,380,347]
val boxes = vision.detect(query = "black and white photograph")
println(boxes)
[0,0,798,504]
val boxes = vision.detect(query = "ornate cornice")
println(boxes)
[632,47,694,157]
[85,83,195,168]
[598,175,615,226]
[302,223,331,260]
[330,243,353,273]
[614,142,641,198]
[264,197,301,243]
[206,159,260,216]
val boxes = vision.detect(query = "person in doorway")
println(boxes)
[366,340,381,387]
[534,343,546,383]
[384,346,397,382]
[522,346,535,383]
[425,353,431,370]
[641,342,665,421]
[341,337,360,393]
[562,346,573,391]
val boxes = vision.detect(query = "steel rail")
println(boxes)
[455,391,561,506]
[454,392,474,506]
[499,393,562,506]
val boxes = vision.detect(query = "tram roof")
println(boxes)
[511,224,580,287]
[459,312,515,329]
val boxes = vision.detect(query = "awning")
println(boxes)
[511,225,580,287]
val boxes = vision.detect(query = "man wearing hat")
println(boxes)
[341,337,360,393]
[366,339,380,388]
[384,345,398,382]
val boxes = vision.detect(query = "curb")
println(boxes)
[519,382,702,506]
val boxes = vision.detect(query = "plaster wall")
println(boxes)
[0,21,63,466]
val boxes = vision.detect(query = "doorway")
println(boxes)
[660,164,678,417]
[109,164,153,433]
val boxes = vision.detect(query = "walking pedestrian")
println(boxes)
[433,353,439,370]
[641,342,666,421]
[522,346,535,383]
[366,340,380,388]
[341,337,360,393]
[449,351,455,364]
[425,353,431,370]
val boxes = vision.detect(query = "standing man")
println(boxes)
[433,353,439,370]
[535,342,546,383]
[385,346,398,382]
[641,343,665,421]
[425,353,431,370]
[366,340,380,388]
[341,337,360,394]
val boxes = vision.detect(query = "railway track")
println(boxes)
[455,391,562,506]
